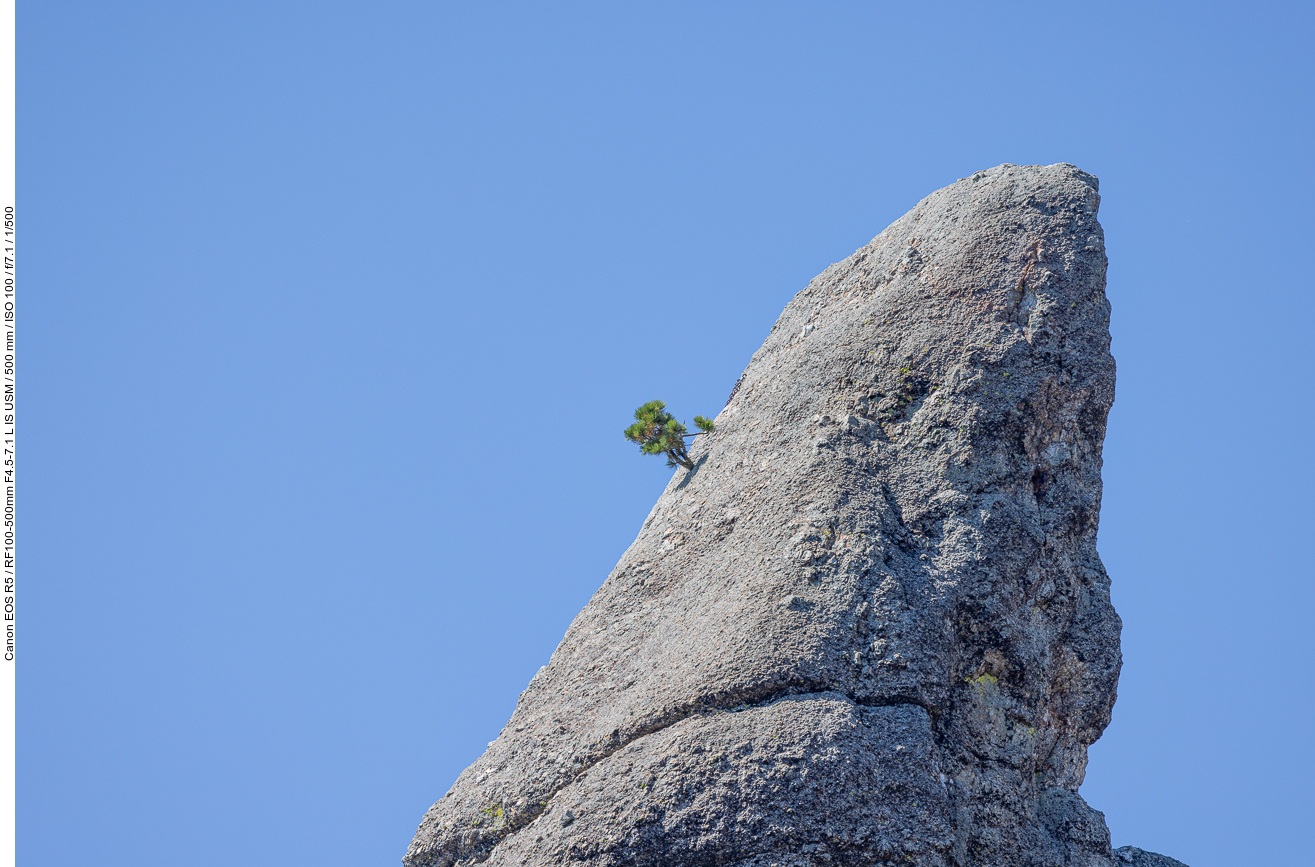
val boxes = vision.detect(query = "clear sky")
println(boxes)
[21,3,1314,865]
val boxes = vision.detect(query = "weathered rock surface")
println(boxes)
[405,164,1186,866]
[1112,847,1188,867]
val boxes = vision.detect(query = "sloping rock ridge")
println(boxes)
[405,163,1186,867]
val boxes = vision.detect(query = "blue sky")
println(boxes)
[21,3,1314,865]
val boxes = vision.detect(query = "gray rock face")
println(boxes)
[1112,847,1189,867]
[405,164,1185,867]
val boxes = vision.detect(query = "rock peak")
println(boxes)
[405,164,1186,867]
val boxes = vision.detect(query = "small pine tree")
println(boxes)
[624,400,716,470]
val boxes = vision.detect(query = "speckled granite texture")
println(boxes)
[405,164,1186,867]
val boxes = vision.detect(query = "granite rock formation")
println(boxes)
[1112,847,1188,867]
[406,164,1185,867]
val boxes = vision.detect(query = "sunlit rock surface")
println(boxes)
[405,164,1185,867]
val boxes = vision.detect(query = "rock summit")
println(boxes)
[406,164,1185,867]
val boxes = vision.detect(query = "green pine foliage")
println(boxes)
[624,400,716,470]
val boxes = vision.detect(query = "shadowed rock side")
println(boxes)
[406,164,1186,867]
